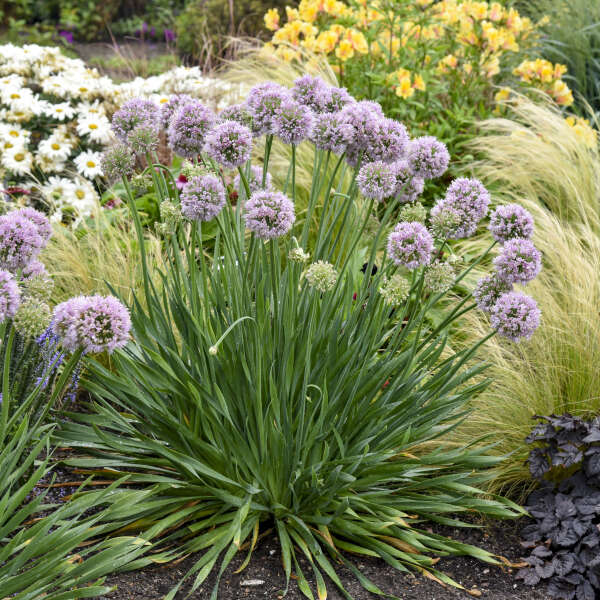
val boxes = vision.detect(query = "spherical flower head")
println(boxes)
[364,118,410,164]
[160,94,193,129]
[167,100,216,159]
[180,174,226,222]
[52,295,131,354]
[288,246,310,263]
[127,124,159,155]
[101,142,135,182]
[21,272,54,302]
[245,190,295,239]
[305,261,338,293]
[399,202,427,223]
[391,160,425,204]
[340,100,384,166]
[423,261,455,293]
[387,221,433,269]
[157,200,181,235]
[493,238,542,285]
[204,120,252,169]
[15,207,52,244]
[219,104,260,136]
[490,291,541,342]
[14,298,50,339]
[22,259,48,280]
[430,178,490,239]
[473,274,513,313]
[310,112,354,154]
[292,75,330,113]
[379,274,411,305]
[0,270,20,322]
[245,82,292,136]
[357,161,397,201]
[321,86,353,113]
[234,165,272,194]
[112,98,160,142]
[273,99,315,145]
[489,204,534,243]
[407,136,450,179]
[0,212,44,272]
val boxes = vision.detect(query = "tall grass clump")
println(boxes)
[455,97,600,497]
[56,77,540,598]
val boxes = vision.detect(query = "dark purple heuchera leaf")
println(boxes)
[521,414,600,598]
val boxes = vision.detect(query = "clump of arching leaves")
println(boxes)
[518,415,600,600]
[61,75,543,599]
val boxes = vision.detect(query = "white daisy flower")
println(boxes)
[38,136,72,161]
[35,152,66,174]
[42,175,72,206]
[44,102,76,121]
[65,179,99,217]
[76,114,112,144]
[74,150,103,179]
[1,147,33,175]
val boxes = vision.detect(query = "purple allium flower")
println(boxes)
[15,207,52,244]
[493,238,542,285]
[407,136,450,179]
[0,270,20,322]
[490,291,541,342]
[167,100,216,159]
[391,160,425,204]
[245,190,295,239]
[473,274,513,312]
[52,295,131,354]
[218,104,259,135]
[22,259,48,279]
[101,142,136,182]
[357,161,397,201]
[180,174,226,222]
[364,118,410,164]
[245,82,292,136]
[112,98,160,142]
[273,99,314,145]
[488,204,535,243]
[160,94,193,129]
[321,86,353,113]
[430,178,490,239]
[0,212,44,272]
[127,124,159,155]
[292,75,330,113]
[204,120,252,169]
[387,221,434,269]
[339,100,384,166]
[234,165,272,194]
[310,112,353,154]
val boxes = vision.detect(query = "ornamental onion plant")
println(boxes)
[59,78,542,598]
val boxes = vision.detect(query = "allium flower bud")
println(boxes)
[101,143,135,182]
[288,246,310,263]
[234,165,272,194]
[391,160,424,204]
[168,100,216,159]
[21,272,53,301]
[0,212,44,272]
[379,274,411,305]
[305,260,338,293]
[127,124,159,155]
[245,82,292,135]
[204,120,252,169]
[387,221,433,269]
[14,207,52,243]
[52,294,131,354]
[430,178,490,239]
[490,291,541,342]
[156,200,181,235]
[180,174,226,222]
[112,98,160,142]
[0,270,20,322]
[13,298,51,338]
[273,99,315,145]
[488,204,534,243]
[310,112,353,154]
[493,238,542,285]
[423,261,455,293]
[357,161,397,201]
[180,161,206,179]
[245,190,295,239]
[160,94,193,129]
[407,136,450,179]
[429,206,462,239]
[399,202,427,223]
[473,274,513,313]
